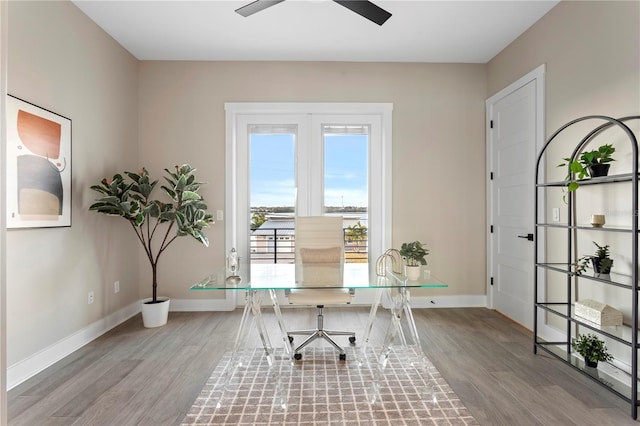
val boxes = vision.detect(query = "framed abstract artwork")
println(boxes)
[6,95,72,228]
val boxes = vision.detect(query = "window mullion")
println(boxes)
[309,115,324,216]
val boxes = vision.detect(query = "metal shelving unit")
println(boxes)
[533,115,640,419]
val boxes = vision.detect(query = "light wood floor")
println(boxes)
[7,307,638,425]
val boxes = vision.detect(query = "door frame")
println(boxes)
[224,102,393,307]
[486,64,546,329]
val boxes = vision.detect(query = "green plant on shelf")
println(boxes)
[571,333,613,367]
[570,241,613,277]
[557,143,615,201]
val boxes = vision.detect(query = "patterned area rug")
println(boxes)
[182,346,478,425]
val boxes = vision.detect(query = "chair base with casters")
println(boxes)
[287,288,355,360]
[288,304,356,361]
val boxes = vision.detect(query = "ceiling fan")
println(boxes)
[235,0,392,26]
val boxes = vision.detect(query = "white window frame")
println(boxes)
[224,103,393,303]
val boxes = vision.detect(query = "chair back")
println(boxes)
[295,216,344,286]
[295,216,344,262]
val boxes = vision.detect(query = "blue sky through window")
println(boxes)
[250,134,295,208]
[324,134,368,209]
[250,133,368,208]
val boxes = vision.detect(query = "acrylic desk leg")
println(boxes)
[368,287,433,404]
[397,290,436,401]
[213,290,287,410]
[400,288,426,368]
[250,291,288,410]
[213,290,256,408]
[358,287,384,367]
[367,293,403,405]
[251,291,274,358]
[269,289,293,361]
[268,289,292,409]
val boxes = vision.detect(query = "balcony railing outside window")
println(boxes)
[250,228,368,264]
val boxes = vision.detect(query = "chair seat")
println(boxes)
[288,288,351,305]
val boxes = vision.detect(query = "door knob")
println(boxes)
[518,233,534,241]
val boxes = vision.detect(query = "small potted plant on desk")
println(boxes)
[572,241,613,278]
[558,143,616,199]
[90,164,214,328]
[572,333,613,368]
[399,240,429,281]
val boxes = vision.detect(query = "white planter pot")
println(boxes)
[141,297,170,328]
[405,265,421,281]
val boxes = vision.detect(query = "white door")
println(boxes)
[487,66,545,330]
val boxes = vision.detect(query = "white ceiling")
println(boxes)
[72,0,559,63]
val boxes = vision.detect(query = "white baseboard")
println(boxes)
[408,294,487,308]
[169,297,235,311]
[537,322,565,343]
[7,301,140,390]
[172,294,488,310]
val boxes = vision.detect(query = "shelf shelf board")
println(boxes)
[536,223,570,229]
[536,262,635,290]
[575,224,637,233]
[535,223,637,233]
[536,303,635,344]
[535,342,638,401]
[537,172,640,188]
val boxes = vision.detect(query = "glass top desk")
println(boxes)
[191,262,447,406]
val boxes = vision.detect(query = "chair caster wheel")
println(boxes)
[294,353,302,360]
[339,353,346,361]
[288,336,294,344]
[349,336,356,344]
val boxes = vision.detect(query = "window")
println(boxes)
[225,103,392,265]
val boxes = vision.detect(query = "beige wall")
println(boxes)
[6,1,139,364]
[138,61,488,300]
[488,0,639,130]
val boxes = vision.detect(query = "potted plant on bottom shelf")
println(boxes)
[399,240,429,281]
[571,333,614,368]
[90,164,214,328]
[572,241,613,278]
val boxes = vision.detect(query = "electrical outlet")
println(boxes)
[552,207,560,222]
[88,291,94,304]
[114,281,120,294]
[216,210,224,221]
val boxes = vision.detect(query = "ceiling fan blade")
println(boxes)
[235,0,285,17]
[333,1,392,26]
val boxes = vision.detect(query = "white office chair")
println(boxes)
[287,216,356,361]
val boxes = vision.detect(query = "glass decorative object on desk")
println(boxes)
[225,248,242,285]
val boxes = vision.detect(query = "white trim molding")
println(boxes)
[485,63,546,331]
[225,102,393,306]
[169,297,235,312]
[7,301,140,390]
[408,295,487,308]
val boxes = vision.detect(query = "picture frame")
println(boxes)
[6,95,72,228]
